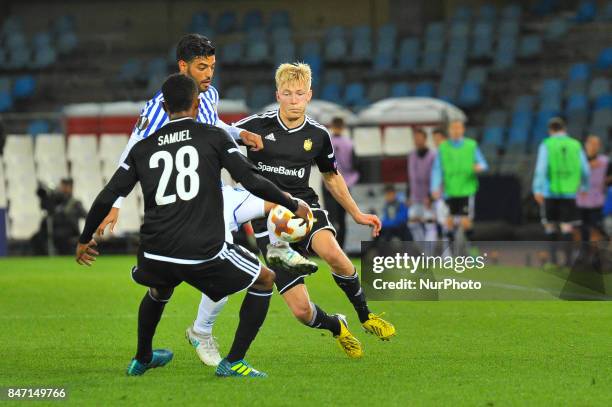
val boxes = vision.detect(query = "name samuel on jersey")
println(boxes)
[158,130,192,146]
[257,162,306,178]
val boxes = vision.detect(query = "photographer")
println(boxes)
[31,178,86,255]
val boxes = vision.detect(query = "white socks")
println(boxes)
[193,293,228,336]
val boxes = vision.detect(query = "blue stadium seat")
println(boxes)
[0,90,12,112]
[28,120,50,136]
[248,84,275,110]
[514,95,535,112]
[540,78,563,98]
[303,54,322,79]
[9,47,30,69]
[368,82,389,102]
[566,94,589,113]
[147,57,168,78]
[518,35,542,58]
[545,18,570,40]
[271,27,292,43]
[511,111,533,130]
[450,22,470,39]
[273,42,295,66]
[242,10,263,31]
[414,82,435,97]
[499,20,519,38]
[33,32,51,48]
[589,78,610,100]
[540,94,562,111]
[321,83,342,104]
[215,11,237,34]
[377,24,397,44]
[323,70,345,86]
[188,12,211,33]
[477,5,497,22]
[457,81,482,108]
[326,26,345,41]
[57,31,78,54]
[352,25,371,42]
[485,110,508,127]
[53,15,76,35]
[245,42,269,63]
[118,58,141,81]
[390,82,411,97]
[325,38,348,62]
[466,66,488,84]
[501,4,522,20]
[33,45,57,68]
[574,1,596,23]
[397,37,419,73]
[344,82,367,107]
[300,41,321,59]
[594,93,612,110]
[373,53,393,72]
[493,38,516,71]
[12,75,36,99]
[351,37,372,62]
[269,10,290,28]
[596,48,612,70]
[507,126,529,149]
[564,80,587,98]
[225,85,246,100]
[422,49,443,73]
[568,63,590,81]
[246,27,267,42]
[482,127,505,147]
[222,41,242,64]
[438,81,458,103]
[452,6,472,22]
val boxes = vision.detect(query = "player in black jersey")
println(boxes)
[230,63,396,357]
[75,74,311,378]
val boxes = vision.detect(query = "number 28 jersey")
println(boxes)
[107,117,255,260]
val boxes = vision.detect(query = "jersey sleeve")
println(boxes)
[106,152,139,198]
[314,129,338,173]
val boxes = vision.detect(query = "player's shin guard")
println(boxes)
[226,288,272,363]
[135,289,170,364]
[332,269,371,323]
[306,302,341,336]
[193,293,228,336]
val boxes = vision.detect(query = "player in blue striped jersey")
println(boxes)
[96,34,317,367]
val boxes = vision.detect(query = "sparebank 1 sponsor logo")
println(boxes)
[258,162,306,178]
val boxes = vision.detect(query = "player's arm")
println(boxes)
[430,154,443,200]
[217,132,310,220]
[76,157,138,265]
[216,117,263,151]
[532,143,548,205]
[579,149,591,192]
[474,146,488,173]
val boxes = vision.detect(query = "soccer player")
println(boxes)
[76,74,311,378]
[96,34,316,366]
[225,62,395,357]
[407,127,437,242]
[533,117,590,266]
[431,120,488,243]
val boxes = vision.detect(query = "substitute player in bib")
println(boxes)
[96,34,316,366]
[76,74,311,378]
[533,117,590,266]
[228,63,395,357]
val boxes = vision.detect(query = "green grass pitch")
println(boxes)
[1,256,611,406]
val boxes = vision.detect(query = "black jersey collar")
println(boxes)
[276,109,308,133]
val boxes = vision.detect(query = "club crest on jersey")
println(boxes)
[304,138,312,151]
[135,115,149,131]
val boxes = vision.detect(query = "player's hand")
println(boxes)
[354,212,382,237]
[97,207,119,237]
[431,190,441,201]
[240,130,264,151]
[75,239,99,266]
[293,199,313,226]
[474,163,484,173]
[533,193,544,206]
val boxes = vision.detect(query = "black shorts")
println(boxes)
[542,198,579,224]
[445,196,475,218]
[131,242,261,302]
[252,208,336,294]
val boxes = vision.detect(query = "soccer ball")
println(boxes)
[267,204,314,243]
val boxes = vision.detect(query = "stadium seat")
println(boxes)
[300,41,321,59]
[568,63,590,82]
[566,94,589,114]
[323,70,345,86]
[367,82,389,102]
[224,85,246,100]
[422,49,443,73]
[485,110,508,128]
[8,47,30,69]
[591,108,612,127]
[539,78,563,99]
[351,37,372,62]
[377,23,397,49]
[215,11,237,34]
[452,6,472,22]
[564,79,587,98]
[493,38,516,71]
[382,127,413,156]
[482,127,505,148]
[247,84,275,109]
[437,81,458,103]
[242,9,263,31]
[269,10,290,28]
[450,22,470,39]
[501,4,522,20]
[326,26,345,41]
[0,90,12,112]
[33,45,57,68]
[518,35,542,58]
[457,81,482,108]
[574,1,596,23]
[499,20,519,38]
[588,77,610,100]
[414,82,435,97]
[471,21,494,58]
[513,95,535,112]
[146,57,168,79]
[325,38,348,62]
[466,66,488,84]
[67,134,98,164]
[99,134,129,164]
[594,93,612,110]
[343,82,368,107]
[245,42,269,63]
[477,4,497,22]
[118,58,141,82]
[27,120,50,136]
[188,12,211,33]
[12,76,36,99]
[545,18,570,40]
[425,22,444,41]
[57,31,78,54]
[352,127,383,156]
[35,134,68,186]
[397,37,420,73]
[273,41,295,66]
[373,53,393,72]
[390,82,411,97]
[511,110,533,130]
[222,41,243,64]
[596,48,612,70]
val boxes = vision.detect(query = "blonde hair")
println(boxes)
[275,62,312,90]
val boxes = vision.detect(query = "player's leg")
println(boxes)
[281,283,363,358]
[409,203,425,241]
[186,293,227,366]
[542,199,560,266]
[310,229,396,340]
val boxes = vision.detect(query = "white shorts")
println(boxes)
[409,203,435,222]
[222,185,266,242]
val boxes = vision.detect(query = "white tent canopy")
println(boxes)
[261,99,358,125]
[357,97,466,124]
